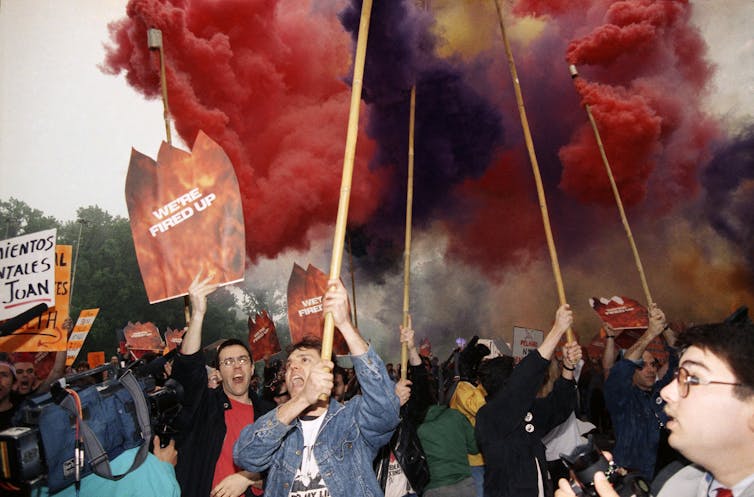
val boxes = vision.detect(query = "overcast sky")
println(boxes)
[0,0,185,222]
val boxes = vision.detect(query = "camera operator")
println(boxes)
[556,320,754,497]
[171,271,274,497]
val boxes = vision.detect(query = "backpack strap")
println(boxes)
[58,370,152,481]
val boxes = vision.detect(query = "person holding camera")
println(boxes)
[556,319,754,497]
[232,278,400,497]
[475,304,582,497]
[171,271,274,497]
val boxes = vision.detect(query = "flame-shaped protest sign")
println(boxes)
[164,327,186,352]
[126,131,245,303]
[248,310,281,360]
[287,263,348,356]
[587,296,667,362]
[124,321,164,360]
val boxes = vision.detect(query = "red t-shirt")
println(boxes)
[212,398,257,493]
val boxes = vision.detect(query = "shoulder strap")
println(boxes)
[59,370,152,481]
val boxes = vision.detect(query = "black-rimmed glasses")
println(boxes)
[219,355,251,368]
[673,366,742,398]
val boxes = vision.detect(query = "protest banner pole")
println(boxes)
[401,86,416,380]
[347,231,358,328]
[569,65,654,307]
[320,0,374,396]
[148,28,191,325]
[493,0,575,342]
[147,28,172,145]
[70,218,88,305]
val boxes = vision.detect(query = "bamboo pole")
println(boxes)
[401,86,417,380]
[320,0,374,386]
[569,65,653,307]
[493,0,575,342]
[148,28,190,325]
[347,231,358,328]
[147,28,172,145]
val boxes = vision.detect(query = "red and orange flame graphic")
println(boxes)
[126,131,245,303]
[287,263,349,356]
[248,310,281,360]
[164,327,186,352]
[587,296,667,362]
[124,321,164,359]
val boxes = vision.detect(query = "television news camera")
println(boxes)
[0,360,183,496]
[560,436,652,497]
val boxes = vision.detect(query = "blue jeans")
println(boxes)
[471,465,485,497]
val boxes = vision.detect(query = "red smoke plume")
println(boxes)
[447,150,544,271]
[440,0,720,272]
[103,0,387,260]
[513,0,718,208]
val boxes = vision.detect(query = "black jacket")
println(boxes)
[374,363,431,495]
[172,350,274,497]
[476,351,577,497]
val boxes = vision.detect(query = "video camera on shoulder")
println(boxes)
[560,436,652,497]
[0,360,183,496]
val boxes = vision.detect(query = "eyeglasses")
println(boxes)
[673,366,742,398]
[219,355,251,368]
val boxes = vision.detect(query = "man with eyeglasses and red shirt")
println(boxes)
[171,272,275,497]
[557,318,754,497]
[602,304,679,480]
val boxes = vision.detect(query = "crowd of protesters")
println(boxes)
[1,277,753,497]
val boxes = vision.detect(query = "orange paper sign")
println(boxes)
[248,310,281,360]
[65,308,100,367]
[126,131,246,303]
[0,245,71,352]
[287,263,348,356]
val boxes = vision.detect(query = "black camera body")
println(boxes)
[561,436,652,497]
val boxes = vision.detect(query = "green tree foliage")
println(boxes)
[1,199,246,360]
[0,197,60,237]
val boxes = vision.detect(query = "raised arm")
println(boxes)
[181,271,218,355]
[601,322,618,379]
[538,304,574,360]
[624,303,666,362]
[323,279,367,355]
[401,314,422,367]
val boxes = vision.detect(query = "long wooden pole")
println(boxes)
[147,29,172,145]
[320,0,374,382]
[401,86,417,380]
[493,0,575,342]
[148,28,190,325]
[347,231,358,328]
[569,65,654,307]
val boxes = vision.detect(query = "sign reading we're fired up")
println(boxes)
[126,131,245,304]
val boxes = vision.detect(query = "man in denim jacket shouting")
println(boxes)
[233,279,400,497]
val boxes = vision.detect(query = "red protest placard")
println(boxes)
[287,263,348,355]
[126,131,245,303]
[248,310,281,360]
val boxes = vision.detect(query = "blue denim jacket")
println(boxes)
[604,348,678,479]
[233,346,400,497]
